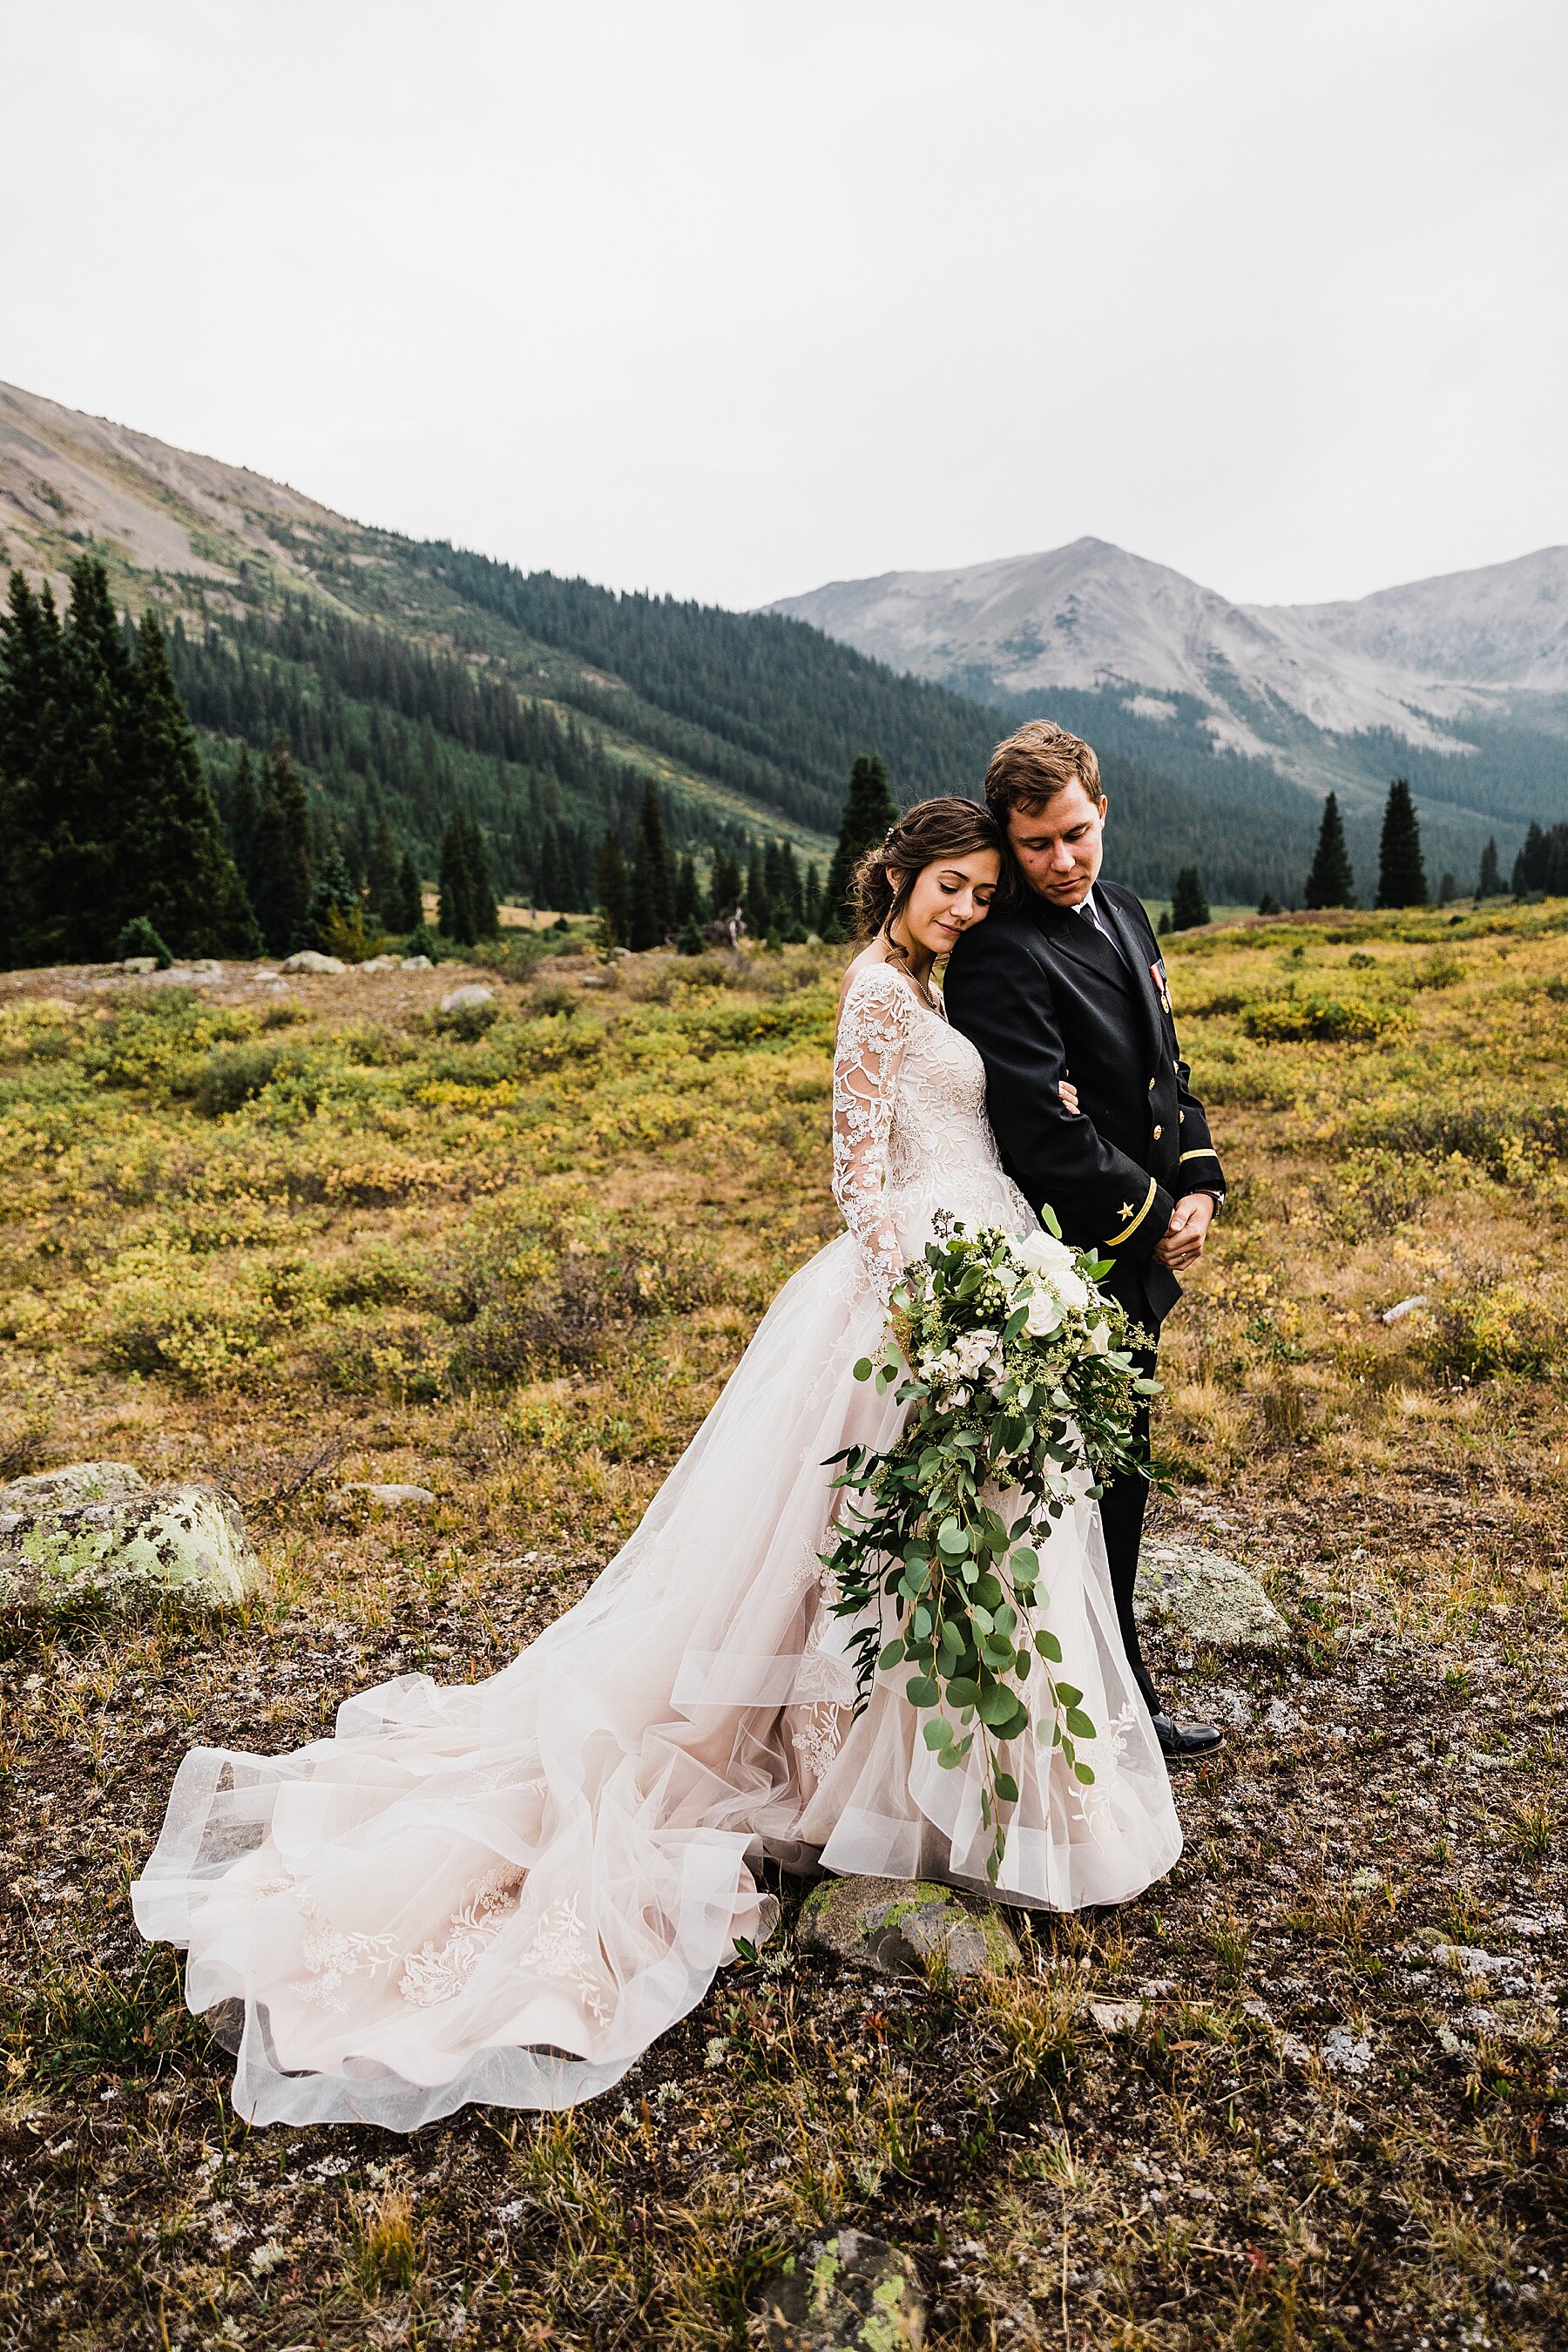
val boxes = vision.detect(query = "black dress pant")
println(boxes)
[1096,1342,1161,1713]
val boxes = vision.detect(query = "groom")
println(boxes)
[945,720,1226,1759]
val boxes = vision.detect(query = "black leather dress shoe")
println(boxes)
[1151,1712,1224,1758]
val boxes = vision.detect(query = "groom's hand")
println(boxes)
[1153,1191,1216,1272]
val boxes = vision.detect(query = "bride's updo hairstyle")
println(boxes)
[850,795,1007,954]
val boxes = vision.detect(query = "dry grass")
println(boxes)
[0,909,1565,2349]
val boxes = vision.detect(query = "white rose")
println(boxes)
[1053,1268,1091,1312]
[1015,1228,1076,1277]
[1023,1287,1064,1338]
[1086,1318,1112,1355]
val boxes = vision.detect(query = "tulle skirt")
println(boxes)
[132,1230,1180,2128]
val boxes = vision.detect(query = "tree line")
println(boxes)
[1166,777,1555,931]
[0,562,256,966]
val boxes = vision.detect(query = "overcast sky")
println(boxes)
[6,1,1565,611]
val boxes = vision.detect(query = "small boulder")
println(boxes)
[440,983,496,1012]
[800,1876,1017,1978]
[121,956,158,976]
[1089,1997,1144,2034]
[752,2230,926,2351]
[1,1461,147,1511]
[357,955,399,972]
[401,955,434,970]
[1136,1542,1289,1651]
[280,950,347,976]
[0,1480,262,1618]
[334,1482,436,1509]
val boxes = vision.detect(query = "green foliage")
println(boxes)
[820,1217,1152,1881]
[1240,994,1398,1044]
[822,753,899,937]
[0,563,256,966]
[1512,820,1568,896]
[1376,779,1428,909]
[1304,791,1355,909]
[114,915,172,968]
[438,809,498,945]
[1171,864,1210,930]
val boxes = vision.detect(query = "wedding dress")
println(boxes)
[132,962,1180,2129]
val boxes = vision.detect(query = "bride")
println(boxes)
[132,796,1181,2130]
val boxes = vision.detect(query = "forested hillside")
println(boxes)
[2,380,1522,918]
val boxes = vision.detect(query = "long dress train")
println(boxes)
[132,963,1180,2128]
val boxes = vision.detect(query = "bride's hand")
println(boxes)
[1058,1079,1080,1116]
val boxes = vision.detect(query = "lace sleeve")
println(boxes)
[832,966,916,1300]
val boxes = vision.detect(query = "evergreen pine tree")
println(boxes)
[113,915,172,968]
[1437,871,1456,905]
[39,558,134,960]
[801,862,823,934]
[597,830,631,945]
[1511,822,1545,896]
[673,854,700,926]
[366,808,400,923]
[1157,908,1173,936]
[677,911,705,956]
[439,814,477,943]
[743,846,772,938]
[308,840,359,947]
[1476,838,1501,901]
[628,781,672,948]
[118,613,259,956]
[248,737,314,955]
[0,571,66,968]
[709,846,743,922]
[1375,780,1428,909]
[822,753,898,938]
[225,745,262,891]
[462,812,499,936]
[1258,891,1282,916]
[1170,866,1210,929]
[393,849,424,933]
[1303,791,1355,909]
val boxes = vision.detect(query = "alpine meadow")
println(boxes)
[0,378,1565,2352]
[1,894,1565,2349]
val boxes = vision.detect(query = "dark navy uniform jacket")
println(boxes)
[943,877,1225,1332]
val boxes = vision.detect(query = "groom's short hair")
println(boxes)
[984,720,1103,821]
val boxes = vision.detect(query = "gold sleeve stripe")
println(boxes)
[1178,1146,1220,1166]
[1105,1176,1158,1249]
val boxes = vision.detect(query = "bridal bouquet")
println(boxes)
[821,1211,1155,1881]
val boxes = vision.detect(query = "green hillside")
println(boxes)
[1,382,1517,916]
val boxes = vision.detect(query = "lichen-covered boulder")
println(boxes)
[799,1876,1017,1978]
[0,1479,262,1617]
[439,983,495,1012]
[751,2230,926,2350]
[0,1461,147,1510]
[1136,1541,1289,1651]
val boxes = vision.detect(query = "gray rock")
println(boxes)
[1,1461,147,1511]
[357,955,399,972]
[1136,1541,1289,1650]
[1090,1997,1144,2033]
[752,2230,926,2350]
[1321,2027,1373,2078]
[280,950,347,976]
[439,983,496,1011]
[400,955,434,970]
[0,1481,262,1617]
[121,956,158,975]
[799,1876,1017,1978]
[334,1482,436,1508]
